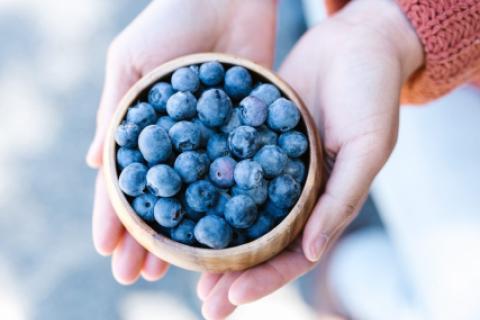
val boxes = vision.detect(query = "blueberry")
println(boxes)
[174,151,209,183]
[268,175,301,209]
[283,159,306,183]
[234,159,263,189]
[138,125,173,164]
[220,107,242,134]
[171,219,196,245]
[168,121,201,152]
[132,193,157,222]
[232,179,268,205]
[250,83,281,105]
[182,195,205,221]
[119,163,148,197]
[224,66,252,100]
[194,215,232,249]
[239,96,267,127]
[171,67,200,92]
[185,180,218,212]
[228,125,259,159]
[224,195,257,229]
[257,125,278,146]
[267,98,301,132]
[197,88,232,127]
[230,230,248,246]
[154,197,184,228]
[263,200,290,221]
[207,191,230,217]
[209,156,236,188]
[148,82,175,113]
[206,133,229,160]
[156,116,176,131]
[146,164,182,197]
[192,118,215,147]
[199,61,225,86]
[115,122,140,148]
[254,145,288,178]
[166,91,197,120]
[126,102,157,129]
[278,131,308,158]
[245,213,274,239]
[117,147,144,169]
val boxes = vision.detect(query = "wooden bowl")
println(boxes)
[103,53,324,272]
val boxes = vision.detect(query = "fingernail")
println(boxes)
[308,233,329,262]
[86,140,100,169]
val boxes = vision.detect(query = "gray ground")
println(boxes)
[0,1,378,319]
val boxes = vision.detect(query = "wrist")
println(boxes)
[335,0,424,81]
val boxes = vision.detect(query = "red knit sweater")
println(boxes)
[325,0,480,104]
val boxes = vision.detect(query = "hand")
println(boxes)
[86,0,276,284]
[197,0,424,318]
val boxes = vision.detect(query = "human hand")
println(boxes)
[197,0,424,318]
[86,0,276,284]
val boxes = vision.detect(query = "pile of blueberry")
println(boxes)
[115,61,308,249]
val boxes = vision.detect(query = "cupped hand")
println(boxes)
[86,0,276,285]
[197,0,424,318]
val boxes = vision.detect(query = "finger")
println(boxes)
[197,273,223,301]
[141,253,169,281]
[111,233,147,285]
[228,244,315,305]
[92,171,125,256]
[202,272,241,320]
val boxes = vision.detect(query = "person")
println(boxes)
[86,0,480,319]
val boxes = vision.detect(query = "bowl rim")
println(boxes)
[103,53,322,267]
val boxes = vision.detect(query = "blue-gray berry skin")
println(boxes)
[230,230,248,246]
[224,66,252,100]
[117,147,144,169]
[174,151,209,183]
[206,134,229,160]
[171,219,196,245]
[245,213,274,239]
[146,164,182,197]
[283,159,306,183]
[119,163,148,197]
[185,180,218,212]
[148,82,175,113]
[239,96,267,127]
[267,98,300,132]
[263,200,290,221]
[132,193,157,222]
[232,179,268,205]
[257,125,278,146]
[209,156,236,188]
[228,125,259,159]
[126,102,157,129]
[234,159,263,189]
[171,67,200,92]
[224,195,258,229]
[192,118,215,147]
[194,215,232,249]
[278,131,308,158]
[115,122,140,148]
[254,145,288,178]
[268,174,301,209]
[138,125,173,164]
[182,195,205,221]
[156,116,176,132]
[250,83,281,105]
[154,197,184,228]
[197,88,233,127]
[166,91,197,120]
[207,191,230,217]
[199,61,225,86]
[168,121,201,152]
[220,107,242,134]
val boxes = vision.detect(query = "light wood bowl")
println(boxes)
[103,53,324,272]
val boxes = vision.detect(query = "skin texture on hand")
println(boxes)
[86,0,276,285]
[197,0,423,319]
